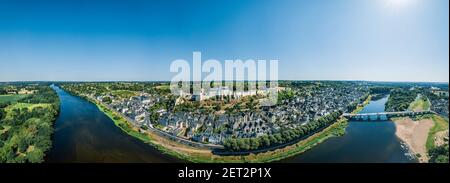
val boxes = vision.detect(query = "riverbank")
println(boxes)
[87,97,203,162]
[85,92,371,163]
[352,95,371,114]
[392,117,434,162]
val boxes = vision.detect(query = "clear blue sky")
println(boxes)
[0,0,448,82]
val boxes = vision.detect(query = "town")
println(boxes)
[60,82,370,146]
[2,81,448,163]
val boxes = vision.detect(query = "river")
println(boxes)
[45,85,180,163]
[46,86,416,163]
[280,96,417,163]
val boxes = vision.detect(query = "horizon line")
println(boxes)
[0,79,449,84]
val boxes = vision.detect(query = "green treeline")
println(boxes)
[223,111,342,152]
[429,144,449,163]
[369,87,391,94]
[0,103,7,121]
[369,87,392,100]
[277,89,295,104]
[21,88,60,105]
[0,86,59,163]
[385,89,416,112]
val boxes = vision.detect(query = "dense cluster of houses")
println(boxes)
[429,89,449,117]
[97,93,156,127]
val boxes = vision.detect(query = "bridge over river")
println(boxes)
[342,110,435,121]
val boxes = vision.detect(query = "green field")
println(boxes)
[408,95,431,112]
[110,90,139,99]
[155,85,170,90]
[0,94,29,104]
[4,103,52,118]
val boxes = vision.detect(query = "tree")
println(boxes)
[250,138,260,150]
[230,138,238,151]
[26,148,44,163]
[236,138,245,151]
[269,135,278,145]
[102,96,112,104]
[429,145,449,163]
[0,85,59,163]
[274,133,283,144]
[261,135,270,147]
[385,89,416,112]
[0,108,4,120]
[223,107,342,152]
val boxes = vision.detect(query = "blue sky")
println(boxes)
[0,0,448,82]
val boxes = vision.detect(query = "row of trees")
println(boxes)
[223,111,342,152]
[0,88,7,95]
[277,89,295,104]
[0,102,9,120]
[369,87,392,95]
[0,86,60,163]
[21,87,59,109]
[369,87,392,100]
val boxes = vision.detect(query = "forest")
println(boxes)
[0,86,59,163]
[429,144,449,163]
[385,88,417,112]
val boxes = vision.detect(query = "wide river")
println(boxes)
[280,96,417,163]
[46,86,416,163]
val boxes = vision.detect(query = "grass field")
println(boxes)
[155,85,170,90]
[4,103,52,119]
[0,94,29,104]
[110,90,139,99]
[6,103,51,111]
